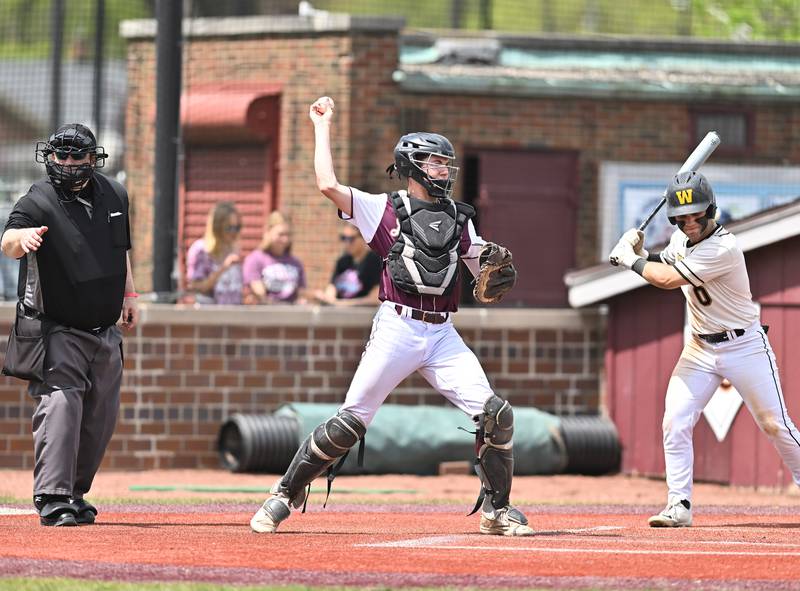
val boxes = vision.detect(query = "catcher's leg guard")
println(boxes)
[470,396,533,536]
[251,411,366,533]
[276,410,367,506]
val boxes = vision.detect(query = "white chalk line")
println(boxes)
[376,545,800,557]
[0,508,37,516]
[358,524,800,556]
[357,526,623,548]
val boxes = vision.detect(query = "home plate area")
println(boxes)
[1,504,800,590]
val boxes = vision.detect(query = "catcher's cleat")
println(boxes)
[648,498,692,527]
[479,505,534,536]
[250,496,291,533]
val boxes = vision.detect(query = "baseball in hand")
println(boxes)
[313,96,334,115]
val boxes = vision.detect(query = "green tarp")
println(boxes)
[275,403,567,476]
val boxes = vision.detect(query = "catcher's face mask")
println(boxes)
[390,132,459,200]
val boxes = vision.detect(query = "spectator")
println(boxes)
[185,201,243,305]
[314,225,381,306]
[243,211,307,304]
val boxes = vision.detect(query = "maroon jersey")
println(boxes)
[342,187,484,312]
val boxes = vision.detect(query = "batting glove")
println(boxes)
[621,228,648,255]
[608,239,641,269]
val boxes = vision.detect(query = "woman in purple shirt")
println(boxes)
[251,96,528,538]
[185,201,243,305]
[243,211,307,304]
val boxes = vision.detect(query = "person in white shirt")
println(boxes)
[609,170,800,527]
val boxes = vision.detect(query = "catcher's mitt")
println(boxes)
[473,242,517,304]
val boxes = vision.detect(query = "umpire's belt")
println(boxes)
[394,304,449,325]
[697,329,745,344]
[22,305,110,336]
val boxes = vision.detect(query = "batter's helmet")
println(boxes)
[665,171,716,225]
[390,132,458,199]
[35,124,108,192]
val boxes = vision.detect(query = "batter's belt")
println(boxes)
[697,324,769,344]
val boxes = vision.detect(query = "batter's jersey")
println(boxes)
[340,187,485,312]
[659,225,759,334]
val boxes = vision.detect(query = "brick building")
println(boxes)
[121,14,800,307]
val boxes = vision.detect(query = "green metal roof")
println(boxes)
[398,42,800,101]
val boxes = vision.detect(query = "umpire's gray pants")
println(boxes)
[29,325,123,498]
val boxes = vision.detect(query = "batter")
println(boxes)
[250,96,529,536]
[609,170,800,527]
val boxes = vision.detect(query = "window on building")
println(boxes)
[691,110,752,156]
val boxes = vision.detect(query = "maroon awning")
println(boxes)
[180,82,282,142]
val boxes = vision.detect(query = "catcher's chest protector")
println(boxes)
[386,192,475,296]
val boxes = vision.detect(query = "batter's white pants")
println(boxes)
[663,321,800,501]
[340,301,495,426]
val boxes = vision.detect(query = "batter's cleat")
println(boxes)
[34,494,78,527]
[648,498,692,527]
[70,498,98,525]
[480,505,534,536]
[250,496,291,533]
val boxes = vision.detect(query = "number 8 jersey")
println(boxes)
[659,225,759,334]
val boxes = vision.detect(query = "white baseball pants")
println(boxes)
[663,322,800,501]
[340,301,495,426]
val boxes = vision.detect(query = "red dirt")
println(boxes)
[1,470,799,589]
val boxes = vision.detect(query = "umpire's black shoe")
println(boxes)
[70,498,98,525]
[33,494,78,527]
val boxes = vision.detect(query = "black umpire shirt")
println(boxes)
[4,173,131,331]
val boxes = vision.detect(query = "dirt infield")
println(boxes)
[2,470,800,590]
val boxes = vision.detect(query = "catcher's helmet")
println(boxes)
[665,170,716,225]
[390,132,458,199]
[35,123,108,192]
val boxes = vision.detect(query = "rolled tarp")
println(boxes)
[219,402,569,475]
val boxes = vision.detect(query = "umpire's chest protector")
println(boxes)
[27,175,128,285]
[386,192,475,296]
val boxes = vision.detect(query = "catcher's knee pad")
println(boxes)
[474,395,515,511]
[481,395,514,446]
[276,410,366,507]
[310,410,366,460]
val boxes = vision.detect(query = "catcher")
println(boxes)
[251,96,529,536]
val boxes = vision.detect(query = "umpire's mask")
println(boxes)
[35,124,108,192]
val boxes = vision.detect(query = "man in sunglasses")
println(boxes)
[0,123,137,526]
[251,97,528,537]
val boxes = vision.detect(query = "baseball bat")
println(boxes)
[609,131,721,266]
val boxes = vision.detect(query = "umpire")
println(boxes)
[0,124,137,526]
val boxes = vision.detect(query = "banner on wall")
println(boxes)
[598,163,800,261]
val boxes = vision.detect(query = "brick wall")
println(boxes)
[0,303,604,470]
